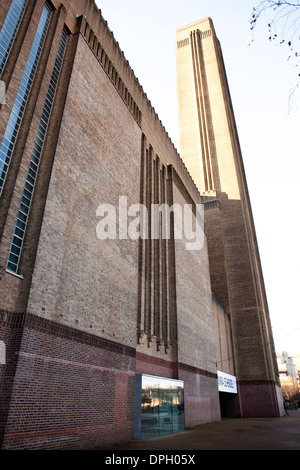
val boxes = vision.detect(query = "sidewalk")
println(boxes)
[99,409,300,451]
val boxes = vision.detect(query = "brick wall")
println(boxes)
[26,34,141,347]
[179,365,220,427]
[0,1,69,312]
[1,6,142,448]
[1,314,136,449]
[173,182,216,375]
[0,310,24,447]
[212,296,235,377]
[0,0,260,449]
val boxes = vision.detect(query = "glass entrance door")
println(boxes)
[140,375,184,439]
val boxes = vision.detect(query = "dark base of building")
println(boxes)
[238,381,284,418]
[219,380,283,419]
[0,313,283,450]
[0,312,136,449]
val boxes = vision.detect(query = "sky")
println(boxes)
[94,0,300,357]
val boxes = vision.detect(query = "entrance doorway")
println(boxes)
[219,392,238,418]
[217,371,238,418]
[135,374,185,440]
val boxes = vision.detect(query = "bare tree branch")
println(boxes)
[250,1,300,107]
[250,1,300,53]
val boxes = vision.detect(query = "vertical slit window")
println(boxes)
[0,3,52,196]
[6,28,68,275]
[0,0,29,77]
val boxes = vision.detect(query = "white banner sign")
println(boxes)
[217,371,237,394]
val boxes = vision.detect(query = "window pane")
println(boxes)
[140,375,185,440]
[6,27,68,275]
[7,261,17,273]
[0,3,51,196]
[0,0,29,76]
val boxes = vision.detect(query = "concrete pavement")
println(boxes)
[98,409,300,451]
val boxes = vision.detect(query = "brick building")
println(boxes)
[0,0,283,449]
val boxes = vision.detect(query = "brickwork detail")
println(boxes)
[176,17,282,415]
[137,140,177,355]
[1,314,136,449]
[0,0,285,451]
[81,17,142,125]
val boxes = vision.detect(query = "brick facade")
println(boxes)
[0,0,283,450]
[1,314,136,449]
[176,18,283,417]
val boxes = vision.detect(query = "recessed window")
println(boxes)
[0,0,29,76]
[0,3,52,196]
[6,28,68,275]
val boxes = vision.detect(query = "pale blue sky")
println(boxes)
[95,0,300,356]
